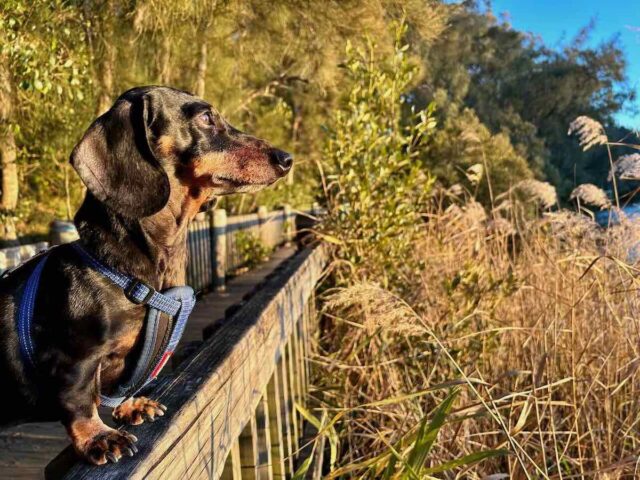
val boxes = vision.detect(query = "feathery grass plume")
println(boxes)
[323,283,423,336]
[515,179,557,209]
[543,209,597,241]
[569,183,611,209]
[465,163,484,185]
[568,115,608,151]
[444,200,487,232]
[316,195,640,477]
[608,153,640,181]
[448,183,464,196]
[486,217,516,237]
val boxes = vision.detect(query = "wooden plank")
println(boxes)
[255,395,273,480]
[239,416,259,480]
[284,342,299,453]
[53,245,328,480]
[294,320,307,400]
[277,352,295,477]
[220,440,241,480]
[266,374,286,479]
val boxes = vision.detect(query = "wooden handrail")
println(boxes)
[48,245,328,480]
[1,206,300,292]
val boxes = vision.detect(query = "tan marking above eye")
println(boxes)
[156,135,175,157]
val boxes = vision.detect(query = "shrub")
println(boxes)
[318,24,436,293]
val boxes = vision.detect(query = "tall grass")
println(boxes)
[313,197,640,478]
[310,26,640,479]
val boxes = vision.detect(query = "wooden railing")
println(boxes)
[0,206,302,292]
[0,242,49,274]
[50,244,328,480]
[187,206,299,292]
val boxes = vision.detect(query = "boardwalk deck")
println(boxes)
[49,244,327,480]
[0,245,297,480]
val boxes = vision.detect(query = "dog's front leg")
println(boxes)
[58,358,138,465]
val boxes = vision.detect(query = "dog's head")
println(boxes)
[71,86,292,218]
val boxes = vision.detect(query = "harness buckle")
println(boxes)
[124,280,155,305]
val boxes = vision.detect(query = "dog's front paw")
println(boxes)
[81,428,138,465]
[112,396,167,426]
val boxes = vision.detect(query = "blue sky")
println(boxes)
[489,0,640,129]
[445,1,640,129]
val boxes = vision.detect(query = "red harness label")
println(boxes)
[150,351,173,378]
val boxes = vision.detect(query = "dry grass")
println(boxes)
[568,116,608,151]
[313,198,640,479]
[610,153,640,181]
[570,183,612,210]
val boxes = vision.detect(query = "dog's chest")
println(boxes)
[100,308,145,391]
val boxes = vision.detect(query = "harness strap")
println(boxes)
[17,255,50,369]
[70,242,181,317]
[100,286,195,407]
[15,242,196,408]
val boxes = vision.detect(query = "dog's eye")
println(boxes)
[199,112,214,126]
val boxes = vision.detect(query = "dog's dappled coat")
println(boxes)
[0,86,291,465]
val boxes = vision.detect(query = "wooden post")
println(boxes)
[285,341,300,450]
[295,321,307,399]
[213,208,227,291]
[255,395,273,480]
[0,250,7,274]
[1,247,20,272]
[289,333,304,437]
[220,439,242,480]
[267,372,286,479]
[283,204,293,246]
[277,355,295,476]
[257,205,269,246]
[239,416,259,480]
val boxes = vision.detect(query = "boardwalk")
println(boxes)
[0,245,297,480]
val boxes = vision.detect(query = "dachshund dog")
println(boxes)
[0,86,292,465]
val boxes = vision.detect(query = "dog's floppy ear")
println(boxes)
[70,91,170,218]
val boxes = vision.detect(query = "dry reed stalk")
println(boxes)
[314,198,640,479]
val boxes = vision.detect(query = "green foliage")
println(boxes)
[320,27,437,291]
[233,231,271,272]
[424,104,533,204]
[1,0,93,230]
[0,0,451,236]
[1,1,90,102]
[3,0,631,238]
[419,3,636,199]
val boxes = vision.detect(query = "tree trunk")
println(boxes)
[95,0,116,115]
[194,36,207,98]
[158,36,172,85]
[0,128,18,213]
[96,39,115,115]
[0,56,18,242]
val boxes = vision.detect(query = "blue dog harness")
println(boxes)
[16,241,196,407]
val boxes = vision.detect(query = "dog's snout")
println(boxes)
[270,149,293,173]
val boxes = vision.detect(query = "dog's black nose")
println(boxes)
[270,149,293,173]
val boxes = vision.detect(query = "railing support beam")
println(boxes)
[213,208,227,291]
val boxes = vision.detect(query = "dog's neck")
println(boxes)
[74,188,206,290]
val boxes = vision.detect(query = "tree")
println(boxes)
[0,0,90,241]
[419,2,636,199]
